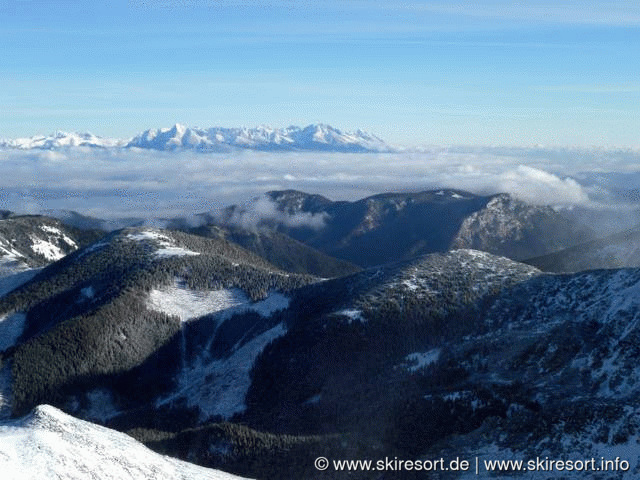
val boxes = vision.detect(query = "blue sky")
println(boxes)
[1,1,640,147]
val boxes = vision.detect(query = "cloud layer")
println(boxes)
[1,146,639,221]
[224,195,329,231]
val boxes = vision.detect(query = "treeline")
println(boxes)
[129,421,361,480]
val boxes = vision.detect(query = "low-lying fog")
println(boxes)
[2,146,640,234]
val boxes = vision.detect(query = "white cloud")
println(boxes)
[0,146,638,220]
[225,195,328,231]
[497,166,589,206]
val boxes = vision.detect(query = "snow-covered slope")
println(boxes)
[147,281,290,322]
[0,404,249,480]
[0,216,94,298]
[2,226,313,421]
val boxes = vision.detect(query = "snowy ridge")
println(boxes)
[0,124,392,152]
[0,405,250,480]
[0,218,80,297]
[0,131,124,149]
[391,249,540,301]
[127,229,200,258]
[0,237,29,279]
[128,123,392,152]
[0,219,79,269]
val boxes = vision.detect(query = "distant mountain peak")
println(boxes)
[0,131,124,150]
[127,123,392,152]
[0,124,393,153]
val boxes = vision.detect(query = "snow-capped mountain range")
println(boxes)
[0,124,392,153]
[0,131,125,150]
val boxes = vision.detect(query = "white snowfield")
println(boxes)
[161,323,288,420]
[127,230,200,258]
[0,404,251,480]
[117,123,389,152]
[28,225,78,261]
[0,131,124,149]
[149,280,290,420]
[29,236,65,261]
[39,225,77,248]
[147,282,290,323]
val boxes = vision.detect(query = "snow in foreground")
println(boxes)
[0,404,250,480]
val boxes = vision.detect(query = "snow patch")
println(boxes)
[155,245,200,258]
[147,282,289,322]
[40,225,77,247]
[29,236,64,261]
[77,241,108,258]
[0,241,26,267]
[148,285,250,322]
[304,394,322,405]
[80,286,95,299]
[159,323,287,420]
[127,230,199,258]
[336,308,366,323]
[405,348,441,372]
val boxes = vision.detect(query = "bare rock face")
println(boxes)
[451,194,593,260]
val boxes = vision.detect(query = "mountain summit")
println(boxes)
[0,131,124,149]
[0,124,393,153]
[127,123,392,152]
